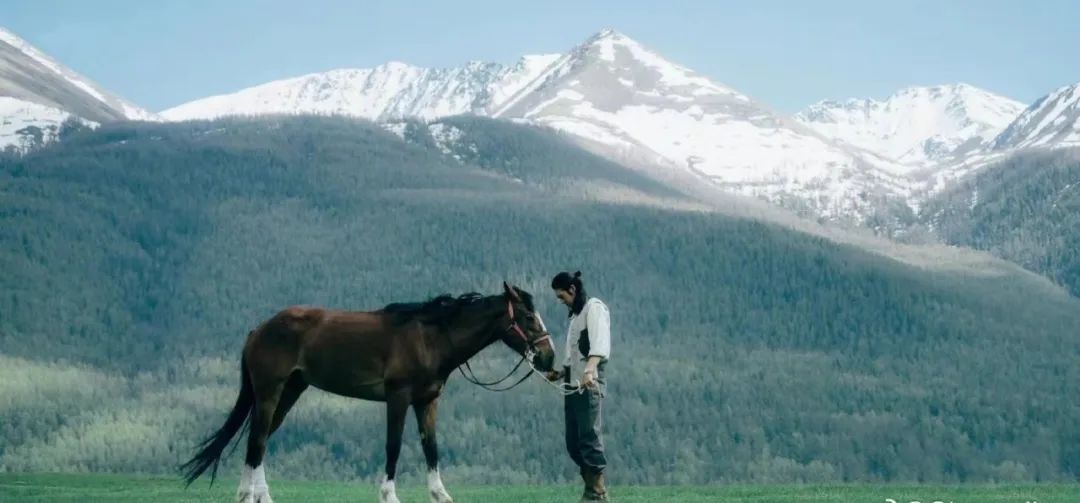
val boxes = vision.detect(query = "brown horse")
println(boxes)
[182,282,556,503]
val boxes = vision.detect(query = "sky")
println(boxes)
[2,0,1078,114]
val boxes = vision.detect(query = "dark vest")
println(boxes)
[577,328,590,359]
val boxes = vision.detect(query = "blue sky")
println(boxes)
[3,0,1078,113]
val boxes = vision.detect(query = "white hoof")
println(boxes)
[252,487,273,503]
[237,485,273,503]
[379,475,401,503]
[235,488,255,503]
[428,468,454,503]
[429,490,454,503]
[237,464,272,503]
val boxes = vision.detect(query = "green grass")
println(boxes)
[1,473,1077,502]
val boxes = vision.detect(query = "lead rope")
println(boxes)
[458,355,536,392]
[454,299,583,395]
[459,350,581,394]
[529,311,583,396]
[459,354,528,387]
[525,349,584,396]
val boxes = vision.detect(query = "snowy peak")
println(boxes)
[493,29,762,129]
[578,29,747,99]
[163,63,476,121]
[161,29,910,222]
[486,30,911,221]
[0,26,156,122]
[0,26,154,150]
[991,81,1080,150]
[161,53,562,122]
[796,83,1024,167]
[159,29,1080,225]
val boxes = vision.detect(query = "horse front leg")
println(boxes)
[380,388,410,503]
[415,397,453,503]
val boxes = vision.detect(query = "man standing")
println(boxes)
[547,271,610,502]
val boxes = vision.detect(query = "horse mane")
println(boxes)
[382,288,535,327]
[383,293,486,327]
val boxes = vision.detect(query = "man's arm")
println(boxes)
[582,303,610,387]
[584,355,604,375]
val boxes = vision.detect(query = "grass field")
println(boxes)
[1,473,1077,502]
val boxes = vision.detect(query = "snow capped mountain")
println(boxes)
[153,28,1080,225]
[796,84,1024,169]
[3,22,1077,230]
[911,82,1080,197]
[490,29,913,220]
[162,29,914,222]
[0,27,156,122]
[0,27,156,149]
[990,81,1080,151]
[161,55,562,122]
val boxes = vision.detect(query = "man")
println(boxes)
[547,270,610,502]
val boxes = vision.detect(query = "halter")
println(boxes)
[457,298,553,392]
[505,297,551,350]
[505,301,584,395]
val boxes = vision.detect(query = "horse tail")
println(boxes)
[181,353,255,486]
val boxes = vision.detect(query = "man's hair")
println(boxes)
[551,271,587,316]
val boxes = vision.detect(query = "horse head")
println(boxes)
[502,281,556,372]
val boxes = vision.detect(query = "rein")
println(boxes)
[454,298,557,393]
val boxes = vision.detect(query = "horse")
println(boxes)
[181,282,556,503]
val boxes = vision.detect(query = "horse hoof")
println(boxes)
[429,490,454,503]
[378,479,399,503]
[238,486,272,503]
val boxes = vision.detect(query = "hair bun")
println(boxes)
[573,271,582,279]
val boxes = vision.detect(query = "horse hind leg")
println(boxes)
[380,389,411,503]
[270,372,308,434]
[233,372,308,503]
[237,371,293,503]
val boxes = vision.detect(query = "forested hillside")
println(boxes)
[922,148,1080,297]
[3,117,1079,484]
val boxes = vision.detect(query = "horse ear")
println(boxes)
[503,281,521,301]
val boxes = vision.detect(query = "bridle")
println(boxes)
[457,298,553,392]
[505,298,551,351]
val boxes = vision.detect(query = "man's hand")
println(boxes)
[545,369,564,382]
[581,368,596,389]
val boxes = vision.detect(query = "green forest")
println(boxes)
[922,148,1080,297]
[2,116,1080,485]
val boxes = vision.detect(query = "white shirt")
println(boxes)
[564,297,611,377]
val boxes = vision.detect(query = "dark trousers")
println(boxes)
[564,369,606,473]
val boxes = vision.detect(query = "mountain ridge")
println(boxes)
[3,25,1079,230]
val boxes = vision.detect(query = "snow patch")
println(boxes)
[0,97,97,150]
[491,53,576,118]
[486,54,561,110]
[428,123,465,157]
[380,122,407,140]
